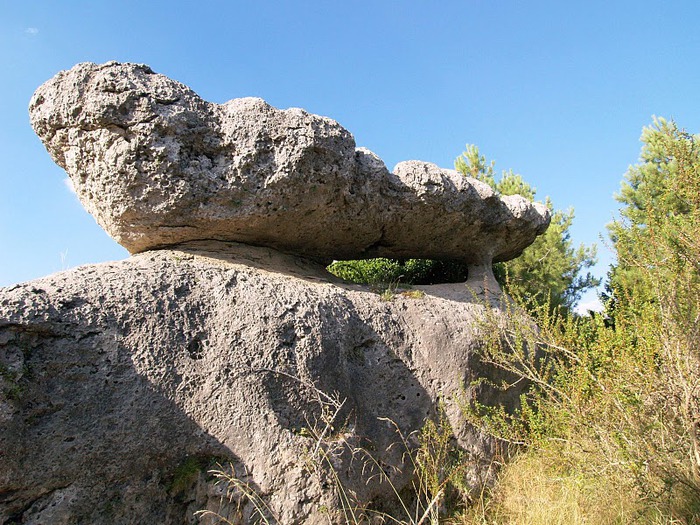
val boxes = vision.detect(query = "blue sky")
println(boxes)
[2,1,699,310]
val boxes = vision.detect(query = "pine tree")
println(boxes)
[607,118,700,307]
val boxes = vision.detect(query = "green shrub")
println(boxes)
[461,119,700,524]
[327,258,468,287]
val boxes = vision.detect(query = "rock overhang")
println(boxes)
[5,61,554,522]
[29,61,550,267]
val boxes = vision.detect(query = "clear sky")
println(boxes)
[2,1,699,311]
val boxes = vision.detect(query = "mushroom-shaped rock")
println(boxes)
[30,61,550,274]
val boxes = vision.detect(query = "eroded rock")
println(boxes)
[30,61,550,267]
[5,63,546,523]
[0,244,520,524]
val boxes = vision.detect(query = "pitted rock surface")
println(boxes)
[30,61,550,267]
[8,63,543,522]
[0,243,520,524]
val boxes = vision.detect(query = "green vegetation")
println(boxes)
[327,258,468,288]
[169,456,202,494]
[459,118,700,524]
[0,362,26,401]
[607,117,700,319]
[169,455,209,495]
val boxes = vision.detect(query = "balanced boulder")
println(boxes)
[30,61,550,270]
[0,62,551,523]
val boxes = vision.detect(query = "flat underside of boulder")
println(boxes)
[0,243,518,524]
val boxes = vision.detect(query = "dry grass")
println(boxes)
[453,445,687,525]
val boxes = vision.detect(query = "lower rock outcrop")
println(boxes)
[0,243,516,524]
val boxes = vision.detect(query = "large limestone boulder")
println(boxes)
[0,243,516,524]
[2,62,546,523]
[30,61,550,270]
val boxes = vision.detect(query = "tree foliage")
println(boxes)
[466,119,700,523]
[455,145,599,312]
[606,117,700,314]
[327,258,467,287]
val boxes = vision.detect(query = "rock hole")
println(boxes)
[187,338,204,360]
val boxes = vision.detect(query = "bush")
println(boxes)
[327,258,468,287]
[460,119,700,524]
